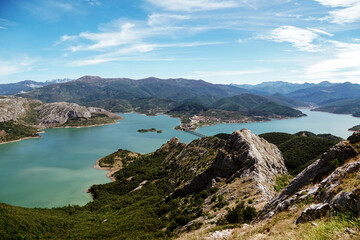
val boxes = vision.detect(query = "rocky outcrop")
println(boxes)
[0,96,121,128]
[258,131,360,223]
[0,96,40,122]
[173,129,287,202]
[35,102,91,126]
[295,203,332,224]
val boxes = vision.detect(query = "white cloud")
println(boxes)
[0,26,7,30]
[327,3,360,24]
[315,0,360,24]
[314,0,358,7]
[146,0,240,12]
[265,26,322,52]
[71,41,222,66]
[0,57,37,76]
[305,40,360,81]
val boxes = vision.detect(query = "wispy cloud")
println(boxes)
[315,0,360,24]
[188,68,272,78]
[146,0,240,12]
[70,41,223,66]
[147,13,191,26]
[0,26,7,30]
[306,27,333,37]
[263,26,323,52]
[57,11,228,66]
[20,0,80,21]
[0,56,38,77]
[305,40,360,81]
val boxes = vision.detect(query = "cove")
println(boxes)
[0,109,358,208]
[0,113,197,208]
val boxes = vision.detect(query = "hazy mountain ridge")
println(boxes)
[233,81,360,115]
[0,79,73,95]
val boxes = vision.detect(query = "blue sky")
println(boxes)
[0,0,359,84]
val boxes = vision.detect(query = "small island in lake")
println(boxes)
[137,128,163,133]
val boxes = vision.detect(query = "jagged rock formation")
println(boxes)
[257,131,360,223]
[0,96,40,122]
[173,129,287,202]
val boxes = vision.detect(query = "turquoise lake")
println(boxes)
[0,109,358,208]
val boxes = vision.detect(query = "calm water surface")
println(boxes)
[198,109,359,139]
[0,110,358,208]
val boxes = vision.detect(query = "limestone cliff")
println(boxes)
[0,96,40,122]
[35,102,92,126]
[0,96,122,129]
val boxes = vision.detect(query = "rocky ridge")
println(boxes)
[96,129,288,232]
[173,129,287,202]
[257,130,360,224]
[0,96,122,144]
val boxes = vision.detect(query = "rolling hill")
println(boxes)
[209,94,304,118]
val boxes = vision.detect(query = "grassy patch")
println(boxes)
[274,174,292,192]
[0,121,39,143]
[62,113,118,127]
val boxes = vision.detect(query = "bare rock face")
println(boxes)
[88,107,122,119]
[214,129,287,183]
[258,131,360,223]
[35,102,91,126]
[174,129,287,202]
[0,97,39,122]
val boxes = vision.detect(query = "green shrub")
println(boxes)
[223,202,257,224]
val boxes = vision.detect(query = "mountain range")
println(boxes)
[0,78,72,95]
[0,76,358,117]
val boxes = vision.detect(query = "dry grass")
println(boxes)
[175,207,360,240]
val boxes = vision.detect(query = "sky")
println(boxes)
[0,0,359,84]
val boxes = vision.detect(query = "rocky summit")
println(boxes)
[174,129,287,202]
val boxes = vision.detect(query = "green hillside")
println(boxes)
[260,131,342,174]
[210,94,304,118]
[314,98,360,117]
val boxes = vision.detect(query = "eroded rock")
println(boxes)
[295,203,332,224]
